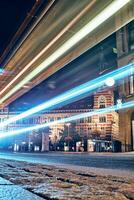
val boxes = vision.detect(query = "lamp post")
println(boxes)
[66,123,71,151]
[111,120,116,152]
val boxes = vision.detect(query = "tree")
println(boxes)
[59,122,81,151]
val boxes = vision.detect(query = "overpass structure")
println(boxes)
[0,0,133,108]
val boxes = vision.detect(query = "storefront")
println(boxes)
[87,139,113,152]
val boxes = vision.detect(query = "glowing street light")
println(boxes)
[105,77,115,87]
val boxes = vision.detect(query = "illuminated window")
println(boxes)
[129,75,134,95]
[99,116,106,123]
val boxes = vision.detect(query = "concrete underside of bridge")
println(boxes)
[0,0,133,107]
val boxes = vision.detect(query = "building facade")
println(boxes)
[116,20,134,151]
[0,89,119,152]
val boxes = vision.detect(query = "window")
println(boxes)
[120,28,125,52]
[87,117,92,123]
[50,117,54,122]
[80,118,84,123]
[99,116,106,123]
[22,119,28,124]
[3,108,8,113]
[29,118,34,124]
[129,75,134,95]
[128,21,134,50]
[99,96,106,108]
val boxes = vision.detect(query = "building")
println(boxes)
[116,20,134,151]
[1,18,134,152]
[0,89,119,152]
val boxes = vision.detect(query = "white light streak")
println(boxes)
[0,100,133,138]
[0,63,133,128]
[0,0,130,103]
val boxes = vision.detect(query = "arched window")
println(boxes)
[98,96,106,108]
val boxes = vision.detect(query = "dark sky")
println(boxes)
[9,33,117,111]
[0,0,35,56]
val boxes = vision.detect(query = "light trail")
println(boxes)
[0,63,133,128]
[0,0,96,97]
[0,0,130,103]
[0,100,133,138]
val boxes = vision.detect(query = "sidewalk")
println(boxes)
[0,177,43,200]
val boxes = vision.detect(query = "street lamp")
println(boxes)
[66,123,71,151]
[111,120,116,152]
[105,77,115,87]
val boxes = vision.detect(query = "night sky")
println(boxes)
[0,0,35,56]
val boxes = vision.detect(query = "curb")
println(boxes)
[0,177,44,200]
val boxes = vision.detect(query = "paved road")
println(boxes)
[0,152,134,172]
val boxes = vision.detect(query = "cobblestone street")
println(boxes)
[0,159,134,200]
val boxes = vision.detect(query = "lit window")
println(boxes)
[129,75,134,95]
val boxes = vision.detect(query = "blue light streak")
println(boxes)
[0,63,133,128]
[0,68,4,74]
[0,100,133,138]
